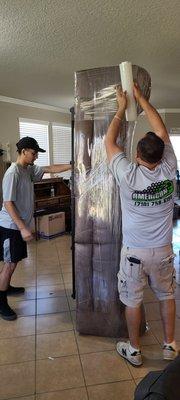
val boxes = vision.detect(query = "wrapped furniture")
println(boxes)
[74,65,151,337]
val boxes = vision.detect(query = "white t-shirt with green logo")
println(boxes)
[109,143,177,248]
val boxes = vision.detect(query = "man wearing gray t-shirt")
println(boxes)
[105,84,178,367]
[0,136,71,321]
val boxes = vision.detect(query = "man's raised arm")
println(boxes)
[104,88,127,162]
[133,83,170,144]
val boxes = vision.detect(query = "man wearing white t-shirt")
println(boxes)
[105,84,178,366]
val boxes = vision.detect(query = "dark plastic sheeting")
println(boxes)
[74,64,151,337]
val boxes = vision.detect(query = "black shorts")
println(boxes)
[0,226,27,263]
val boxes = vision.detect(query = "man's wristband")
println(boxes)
[114,115,122,121]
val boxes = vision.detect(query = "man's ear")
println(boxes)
[136,156,141,164]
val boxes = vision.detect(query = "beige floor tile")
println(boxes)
[36,387,87,400]
[60,264,72,273]
[37,312,73,334]
[149,318,180,342]
[36,260,59,268]
[36,245,57,252]
[37,331,78,359]
[55,234,71,244]
[37,273,63,286]
[143,288,158,303]
[58,253,72,264]
[139,328,158,346]
[0,361,35,399]
[19,257,36,266]
[65,285,73,295]
[7,287,36,301]
[37,297,69,314]
[0,336,35,365]
[175,284,180,299]
[10,300,36,317]
[81,351,131,385]
[87,380,136,400]
[7,397,35,400]
[70,311,76,328]
[11,275,36,287]
[36,356,84,393]
[37,255,59,264]
[36,246,58,255]
[67,296,76,311]
[76,334,116,354]
[37,265,60,275]
[13,268,36,277]
[128,344,169,379]
[64,281,73,291]
[135,378,143,386]
[59,249,72,256]
[176,300,180,317]
[0,316,35,339]
[145,303,161,321]
[37,284,66,299]
[168,317,179,340]
[62,272,72,284]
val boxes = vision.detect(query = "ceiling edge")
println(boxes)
[0,95,69,114]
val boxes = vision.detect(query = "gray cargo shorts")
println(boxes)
[118,245,176,307]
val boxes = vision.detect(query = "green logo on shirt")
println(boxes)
[132,180,174,206]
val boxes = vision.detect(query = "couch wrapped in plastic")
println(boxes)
[74,64,151,337]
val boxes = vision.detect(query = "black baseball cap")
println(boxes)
[16,137,46,153]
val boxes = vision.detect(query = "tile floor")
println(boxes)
[0,229,180,400]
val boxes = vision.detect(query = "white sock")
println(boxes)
[164,340,176,350]
[129,343,140,353]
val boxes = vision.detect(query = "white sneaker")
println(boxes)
[163,344,178,360]
[116,341,142,366]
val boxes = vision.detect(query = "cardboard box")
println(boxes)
[37,212,65,239]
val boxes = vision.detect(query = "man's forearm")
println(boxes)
[105,88,127,162]
[43,164,71,174]
[106,109,125,144]
[105,110,125,162]
[4,201,26,230]
[138,96,169,143]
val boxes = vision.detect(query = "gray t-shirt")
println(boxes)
[0,162,44,230]
[109,143,177,248]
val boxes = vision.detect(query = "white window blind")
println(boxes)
[19,119,49,166]
[52,124,71,179]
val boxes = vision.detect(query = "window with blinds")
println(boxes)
[19,119,49,166]
[170,135,180,171]
[19,119,71,178]
[52,124,71,179]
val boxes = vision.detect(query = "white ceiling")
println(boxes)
[0,0,180,110]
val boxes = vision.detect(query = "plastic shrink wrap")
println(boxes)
[74,64,151,337]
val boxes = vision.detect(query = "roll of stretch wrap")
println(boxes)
[119,61,137,121]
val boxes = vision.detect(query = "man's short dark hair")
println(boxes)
[137,132,164,163]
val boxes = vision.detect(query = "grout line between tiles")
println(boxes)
[55,239,90,399]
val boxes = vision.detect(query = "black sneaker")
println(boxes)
[0,302,17,321]
[7,285,25,296]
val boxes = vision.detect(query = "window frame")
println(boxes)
[169,133,180,171]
